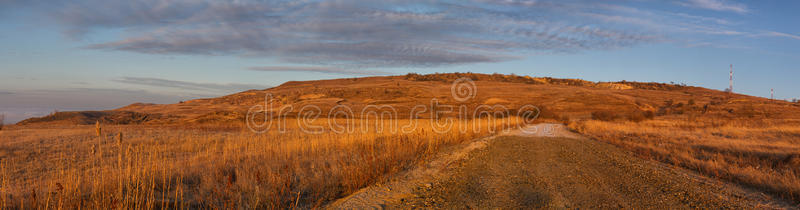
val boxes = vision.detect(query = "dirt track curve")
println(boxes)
[328,124,795,209]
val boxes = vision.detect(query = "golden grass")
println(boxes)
[0,118,521,209]
[569,117,800,203]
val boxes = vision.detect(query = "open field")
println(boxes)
[570,118,800,203]
[4,73,800,208]
[0,118,521,209]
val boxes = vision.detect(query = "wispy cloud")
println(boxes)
[760,31,800,41]
[671,12,732,25]
[2,0,771,71]
[678,0,748,14]
[248,66,391,76]
[583,4,741,34]
[683,41,750,49]
[114,77,267,93]
[7,0,662,68]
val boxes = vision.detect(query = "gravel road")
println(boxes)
[330,124,795,209]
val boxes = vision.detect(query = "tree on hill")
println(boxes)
[0,113,4,130]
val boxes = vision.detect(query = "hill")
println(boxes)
[17,72,800,126]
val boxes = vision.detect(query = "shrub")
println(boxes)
[536,105,558,120]
[643,110,655,119]
[627,110,654,122]
[627,112,645,122]
[664,99,674,107]
[656,107,669,116]
[591,110,618,121]
[557,115,571,124]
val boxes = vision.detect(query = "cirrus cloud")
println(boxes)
[248,66,391,76]
[678,0,749,14]
[11,0,664,68]
[114,77,267,93]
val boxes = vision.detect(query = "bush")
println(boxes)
[627,110,654,122]
[557,115,571,124]
[536,106,558,120]
[627,113,645,122]
[591,110,618,121]
[643,110,655,119]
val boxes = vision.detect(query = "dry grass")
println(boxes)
[21,72,719,126]
[0,118,521,209]
[569,117,800,203]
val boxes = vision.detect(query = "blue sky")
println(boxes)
[1,0,799,123]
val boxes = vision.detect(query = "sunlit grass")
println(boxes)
[569,118,800,203]
[0,117,522,209]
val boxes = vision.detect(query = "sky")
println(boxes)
[1,0,799,123]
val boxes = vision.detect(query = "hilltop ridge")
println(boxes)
[16,73,800,126]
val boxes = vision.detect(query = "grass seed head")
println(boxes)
[95,121,101,137]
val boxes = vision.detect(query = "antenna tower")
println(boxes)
[771,89,774,100]
[728,64,733,93]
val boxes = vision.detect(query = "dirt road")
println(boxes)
[329,124,794,209]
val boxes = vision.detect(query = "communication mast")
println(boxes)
[771,89,774,100]
[728,64,733,93]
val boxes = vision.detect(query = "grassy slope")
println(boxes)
[17,73,800,126]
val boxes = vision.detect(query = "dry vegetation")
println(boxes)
[15,72,692,126]
[570,115,800,203]
[0,118,521,209]
[569,93,800,203]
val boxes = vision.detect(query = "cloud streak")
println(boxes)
[248,66,391,76]
[679,0,748,14]
[0,88,194,123]
[761,31,800,41]
[10,0,665,68]
[114,77,267,93]
[5,0,774,70]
